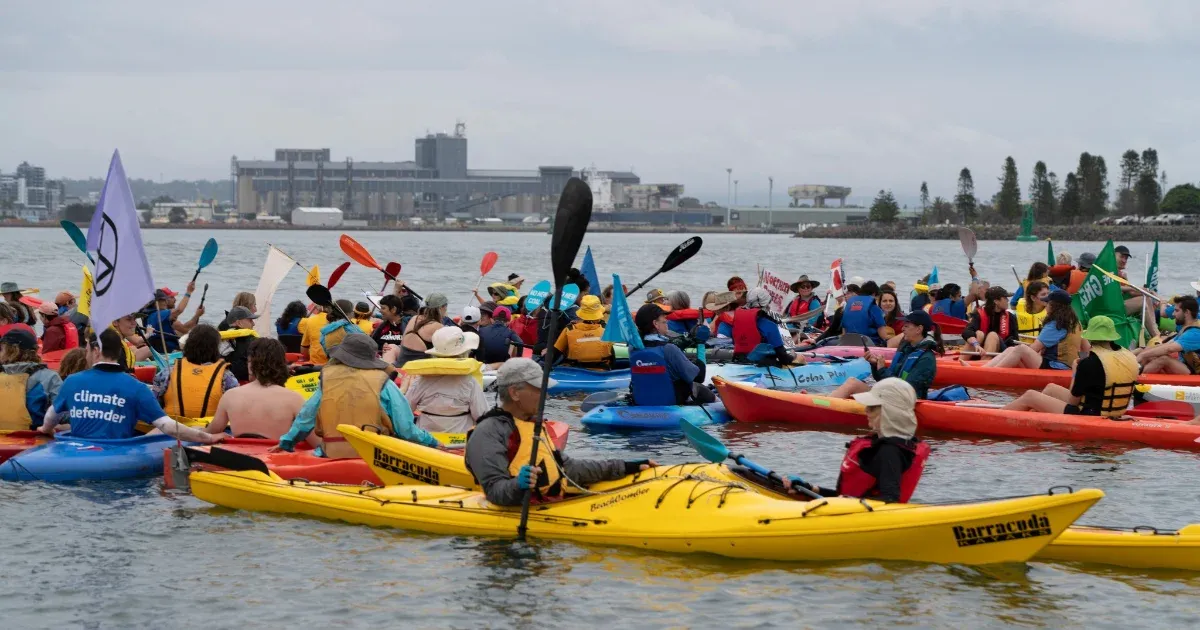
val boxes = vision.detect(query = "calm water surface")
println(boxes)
[1,228,1198,628]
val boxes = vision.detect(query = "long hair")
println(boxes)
[1026,262,1049,282]
[327,299,353,322]
[1045,299,1080,334]
[0,344,40,365]
[57,348,89,378]
[248,338,289,387]
[232,292,256,312]
[878,288,903,328]
[412,305,443,330]
[275,300,306,332]
[183,324,222,364]
[1023,281,1048,311]
[939,283,962,301]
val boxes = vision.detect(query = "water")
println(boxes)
[1,228,1198,628]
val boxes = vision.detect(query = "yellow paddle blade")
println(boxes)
[79,266,94,317]
[306,265,321,287]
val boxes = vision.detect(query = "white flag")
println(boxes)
[86,150,155,340]
[253,246,295,337]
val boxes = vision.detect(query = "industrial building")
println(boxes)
[788,184,852,207]
[233,123,640,223]
[1,162,62,221]
[713,206,920,229]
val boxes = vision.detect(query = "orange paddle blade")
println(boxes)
[480,251,499,277]
[339,234,381,270]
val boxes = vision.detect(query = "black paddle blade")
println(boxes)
[551,177,593,286]
[661,236,703,273]
[306,284,333,308]
[182,446,270,475]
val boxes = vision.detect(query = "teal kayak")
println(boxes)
[547,358,871,396]
[581,401,730,430]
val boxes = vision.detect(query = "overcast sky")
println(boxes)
[2,1,1197,204]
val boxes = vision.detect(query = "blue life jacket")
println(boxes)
[931,298,966,319]
[629,344,677,406]
[147,308,178,351]
[886,347,928,380]
[841,296,880,342]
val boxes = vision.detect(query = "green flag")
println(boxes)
[1145,241,1159,293]
[1072,240,1139,347]
[1047,239,1055,266]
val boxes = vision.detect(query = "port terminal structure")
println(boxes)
[787,184,851,207]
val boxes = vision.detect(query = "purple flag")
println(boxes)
[86,150,155,338]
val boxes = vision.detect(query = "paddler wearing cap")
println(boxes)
[219,305,261,382]
[552,295,614,368]
[631,303,716,406]
[730,288,795,367]
[785,378,930,504]
[464,358,656,507]
[1003,315,1139,418]
[830,309,943,400]
[0,281,36,327]
[963,286,1018,354]
[1136,296,1200,376]
[1112,244,1161,340]
[0,327,63,432]
[272,334,440,457]
[36,301,79,354]
[967,289,1085,371]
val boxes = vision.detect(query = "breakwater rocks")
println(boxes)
[796,225,1200,242]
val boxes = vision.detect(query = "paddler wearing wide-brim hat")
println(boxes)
[0,281,36,326]
[789,275,821,293]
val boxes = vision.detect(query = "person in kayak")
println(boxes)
[272,334,439,458]
[631,304,716,405]
[552,295,614,368]
[56,347,89,380]
[1136,296,1200,375]
[785,275,822,319]
[217,292,257,332]
[1003,315,1138,417]
[464,358,656,506]
[1068,253,1095,294]
[837,281,889,345]
[404,327,489,434]
[0,328,63,431]
[459,305,481,337]
[830,310,942,400]
[316,299,364,362]
[963,286,1018,354]
[930,283,967,320]
[785,378,928,503]
[477,303,522,367]
[665,291,701,335]
[704,291,738,338]
[970,289,1084,370]
[56,291,89,347]
[37,302,78,354]
[275,300,307,337]
[38,328,224,443]
[509,297,541,349]
[1009,262,1051,308]
[218,306,261,382]
[731,288,796,366]
[0,303,34,338]
[507,274,525,291]
[152,324,238,419]
[910,274,933,313]
[1015,281,1049,343]
[351,302,376,334]
[0,281,36,326]
[965,279,989,316]
[398,293,447,368]
[812,283,862,345]
[371,294,408,353]
[113,313,150,365]
[205,338,305,439]
[878,287,906,348]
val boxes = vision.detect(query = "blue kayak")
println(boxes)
[548,358,871,396]
[581,401,731,430]
[0,433,183,482]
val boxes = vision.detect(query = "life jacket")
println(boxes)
[219,328,258,341]
[666,308,700,335]
[162,358,228,419]
[507,415,569,502]
[732,308,765,354]
[841,295,879,339]
[1049,264,1073,289]
[511,314,540,347]
[716,311,736,335]
[1043,323,1083,368]
[315,364,391,458]
[0,371,33,430]
[220,327,258,381]
[629,343,678,406]
[402,357,484,387]
[931,298,964,319]
[1087,346,1139,418]
[1067,270,1088,295]
[44,317,80,352]
[976,309,1011,339]
[1178,323,1200,374]
[559,322,613,365]
[836,436,931,503]
[1016,300,1047,342]
[890,346,928,381]
[786,296,820,318]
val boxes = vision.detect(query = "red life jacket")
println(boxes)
[666,308,701,322]
[732,308,763,354]
[717,311,735,329]
[786,296,819,317]
[836,436,931,503]
[976,309,1011,339]
[60,320,80,350]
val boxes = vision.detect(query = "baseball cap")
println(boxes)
[425,293,448,309]
[158,287,178,297]
[461,306,481,324]
[1046,289,1072,305]
[1077,252,1096,269]
[492,306,512,321]
[494,357,556,390]
[985,286,1012,300]
[54,291,76,306]
[0,328,38,351]
[1114,245,1132,257]
[478,301,498,315]
[226,306,259,324]
[37,302,59,316]
[903,309,934,330]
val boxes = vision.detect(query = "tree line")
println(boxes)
[869,148,1199,224]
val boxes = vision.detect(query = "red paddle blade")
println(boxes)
[327,261,352,289]
[480,251,499,277]
[383,261,402,281]
[339,234,381,270]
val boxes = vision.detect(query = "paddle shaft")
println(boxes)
[517,285,566,541]
[625,271,662,298]
[1093,264,1164,303]
[199,284,208,308]
[733,454,821,499]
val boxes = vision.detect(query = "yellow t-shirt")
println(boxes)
[300,313,330,364]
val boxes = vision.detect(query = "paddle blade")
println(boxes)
[306,264,321,287]
[340,234,381,270]
[327,262,351,289]
[957,227,978,262]
[60,219,89,252]
[306,284,333,308]
[182,446,270,475]
[550,178,593,286]
[383,261,402,281]
[679,419,730,464]
[480,251,499,277]
[660,236,703,274]
[198,238,219,269]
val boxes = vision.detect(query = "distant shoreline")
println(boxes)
[0,220,785,234]
[797,224,1199,242]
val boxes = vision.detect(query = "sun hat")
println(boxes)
[576,295,606,321]
[852,378,918,439]
[478,301,497,315]
[1081,315,1120,342]
[1189,280,1200,294]
[704,291,738,311]
[425,293,448,309]
[1077,252,1096,269]
[461,306,481,324]
[426,326,480,357]
[790,275,821,292]
[645,289,669,304]
[328,334,388,369]
[0,282,29,294]
[853,377,916,409]
[495,357,556,390]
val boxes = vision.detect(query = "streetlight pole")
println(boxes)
[768,176,773,228]
[725,168,732,227]
[734,180,738,206]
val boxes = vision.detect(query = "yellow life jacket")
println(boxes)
[353,318,374,335]
[0,372,32,431]
[1178,323,1200,374]
[507,416,573,501]
[108,325,137,368]
[560,322,613,365]
[219,328,259,341]
[1090,346,1139,418]
[1015,300,1047,342]
[402,357,484,386]
[316,364,391,458]
[1055,325,1083,368]
[162,358,228,419]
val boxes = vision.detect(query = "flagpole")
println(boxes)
[1139,253,1149,348]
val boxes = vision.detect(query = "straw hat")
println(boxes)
[703,291,738,311]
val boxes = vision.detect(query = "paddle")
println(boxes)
[60,220,95,264]
[306,283,351,321]
[380,262,402,294]
[518,177,593,542]
[625,236,704,297]
[306,265,321,287]
[339,235,422,300]
[190,238,219,283]
[1092,265,1164,303]
[474,251,499,292]
[178,446,270,475]
[199,283,209,309]
[327,262,351,289]
[957,227,978,265]
[679,418,820,499]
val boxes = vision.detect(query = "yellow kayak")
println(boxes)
[344,426,1200,571]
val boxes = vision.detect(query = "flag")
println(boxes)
[1145,241,1159,293]
[928,265,939,286]
[601,274,643,350]
[580,246,601,297]
[306,264,321,287]
[1072,240,1138,347]
[825,258,844,317]
[78,266,94,317]
[1047,240,1055,266]
[253,246,295,337]
[85,150,155,340]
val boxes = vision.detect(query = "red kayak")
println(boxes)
[929,361,1200,391]
[713,377,1200,451]
[0,431,50,464]
[931,313,968,335]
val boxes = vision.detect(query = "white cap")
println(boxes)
[461,306,481,324]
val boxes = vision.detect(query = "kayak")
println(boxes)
[713,377,1200,451]
[545,359,871,395]
[0,430,50,463]
[931,361,1200,391]
[1137,383,1200,413]
[0,433,184,482]
[581,401,730,430]
[339,429,1194,571]
[189,467,1102,565]
[932,313,969,335]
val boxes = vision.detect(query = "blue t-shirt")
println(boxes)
[1036,320,1071,367]
[53,365,168,439]
[1176,328,1200,363]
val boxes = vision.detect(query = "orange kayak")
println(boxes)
[713,377,1200,451]
[0,430,50,463]
[929,360,1200,391]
